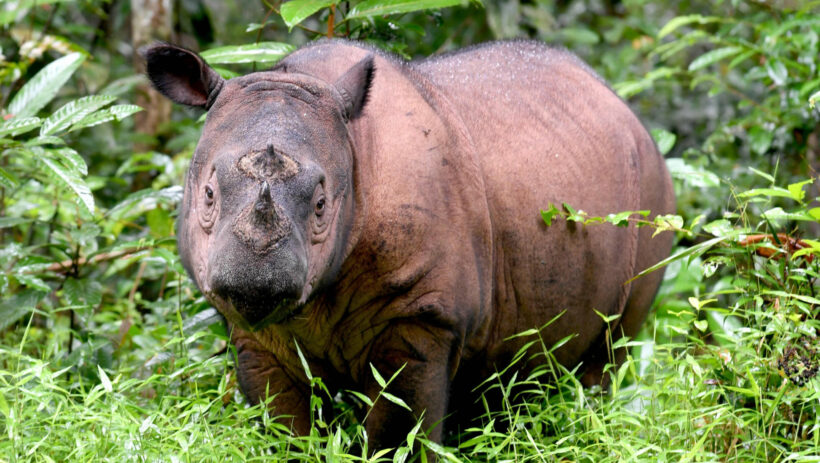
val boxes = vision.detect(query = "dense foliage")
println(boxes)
[1,0,818,461]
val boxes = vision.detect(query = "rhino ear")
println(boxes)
[334,54,375,121]
[143,43,225,109]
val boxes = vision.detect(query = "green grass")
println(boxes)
[3,257,819,462]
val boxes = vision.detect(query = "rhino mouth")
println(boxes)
[232,294,304,330]
[206,286,304,331]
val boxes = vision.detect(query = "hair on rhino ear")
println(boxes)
[333,54,375,121]
[142,43,225,109]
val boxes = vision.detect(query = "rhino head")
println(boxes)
[144,44,374,330]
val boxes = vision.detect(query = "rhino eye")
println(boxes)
[315,197,326,216]
[204,185,214,205]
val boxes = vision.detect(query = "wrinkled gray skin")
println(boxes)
[145,39,675,449]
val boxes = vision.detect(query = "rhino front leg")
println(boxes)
[231,327,311,435]
[363,321,459,450]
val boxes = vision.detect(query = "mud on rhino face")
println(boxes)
[145,45,374,330]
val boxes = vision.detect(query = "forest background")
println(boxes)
[1,0,819,461]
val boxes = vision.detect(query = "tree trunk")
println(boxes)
[131,0,172,152]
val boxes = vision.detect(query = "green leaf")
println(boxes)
[0,167,18,189]
[657,15,725,38]
[665,158,721,188]
[650,128,676,156]
[40,95,116,136]
[0,290,47,331]
[381,392,411,411]
[688,46,742,71]
[629,234,734,283]
[107,186,183,219]
[182,308,224,336]
[69,104,142,132]
[0,117,42,137]
[747,126,773,155]
[280,0,336,29]
[346,390,374,407]
[737,187,792,199]
[810,90,820,109]
[786,179,813,203]
[702,219,733,237]
[200,42,295,65]
[348,0,467,19]
[63,277,103,307]
[26,135,65,146]
[540,203,561,226]
[370,363,387,389]
[50,147,88,176]
[0,217,32,228]
[38,153,95,215]
[765,60,788,86]
[7,52,86,119]
[98,365,113,393]
[652,214,684,237]
[808,207,820,221]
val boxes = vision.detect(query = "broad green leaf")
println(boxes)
[0,116,42,137]
[62,277,102,307]
[605,210,650,227]
[26,135,65,146]
[786,179,813,203]
[809,207,820,221]
[540,203,560,226]
[702,219,733,237]
[40,95,116,135]
[747,126,773,155]
[737,187,792,199]
[0,166,18,189]
[38,154,95,215]
[200,42,295,65]
[0,217,31,228]
[765,60,788,86]
[0,289,47,331]
[657,14,725,38]
[7,52,85,118]
[652,214,684,237]
[69,104,142,132]
[50,147,88,176]
[666,158,721,188]
[650,128,676,155]
[109,104,143,120]
[280,0,336,29]
[688,46,742,71]
[348,0,467,19]
[107,186,183,219]
[182,308,224,336]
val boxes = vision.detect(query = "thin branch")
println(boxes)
[41,245,152,274]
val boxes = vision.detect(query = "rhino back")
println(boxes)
[413,41,672,368]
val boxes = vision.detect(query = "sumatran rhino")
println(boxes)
[145,39,675,448]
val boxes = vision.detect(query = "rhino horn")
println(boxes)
[254,181,274,217]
